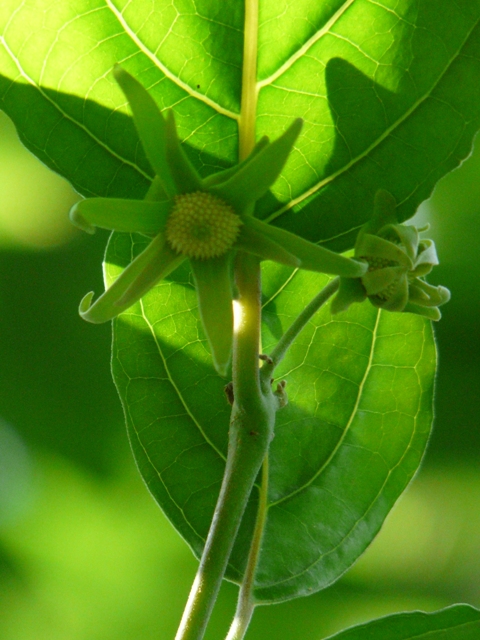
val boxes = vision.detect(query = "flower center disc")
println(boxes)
[166,191,242,259]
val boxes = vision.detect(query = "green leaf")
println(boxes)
[0,0,473,606]
[323,605,480,639]
[255,3,480,248]
[0,0,242,199]
[107,243,436,602]
[2,2,480,246]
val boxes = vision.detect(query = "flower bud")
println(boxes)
[331,190,450,320]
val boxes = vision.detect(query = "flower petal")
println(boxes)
[409,279,451,307]
[113,66,176,197]
[403,302,442,321]
[379,223,419,262]
[202,137,269,188]
[362,265,406,296]
[364,189,398,234]
[190,256,233,377]
[411,239,440,278]
[116,240,184,309]
[245,217,367,277]
[70,198,171,235]
[355,233,413,268]
[145,175,171,202]
[235,222,300,267]
[80,233,184,323]
[380,273,409,311]
[330,277,367,315]
[210,119,303,214]
[165,111,203,193]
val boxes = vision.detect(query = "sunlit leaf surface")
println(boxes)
[1,1,480,246]
[323,605,480,639]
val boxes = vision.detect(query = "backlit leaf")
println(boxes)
[1,0,477,604]
[323,604,480,639]
[1,2,479,248]
[108,246,435,601]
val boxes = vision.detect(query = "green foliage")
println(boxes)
[1,1,480,246]
[108,241,436,602]
[1,0,479,638]
[324,605,480,639]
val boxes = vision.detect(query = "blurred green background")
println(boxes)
[0,110,479,639]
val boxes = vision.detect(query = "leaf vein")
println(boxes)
[262,316,428,591]
[0,35,151,189]
[265,16,480,226]
[104,0,239,120]
[258,0,357,88]
[138,299,227,463]
[120,374,205,543]
[269,309,381,508]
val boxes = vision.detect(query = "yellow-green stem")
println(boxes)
[261,278,340,387]
[239,0,259,161]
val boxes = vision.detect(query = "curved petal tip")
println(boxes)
[437,285,451,305]
[69,202,95,234]
[79,291,96,320]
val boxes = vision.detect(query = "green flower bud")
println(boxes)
[331,190,450,320]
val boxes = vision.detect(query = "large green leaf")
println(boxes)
[324,605,480,639]
[108,241,435,602]
[0,0,472,604]
[1,1,480,248]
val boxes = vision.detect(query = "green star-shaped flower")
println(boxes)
[331,190,451,320]
[70,66,367,376]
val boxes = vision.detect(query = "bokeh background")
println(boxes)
[0,109,479,639]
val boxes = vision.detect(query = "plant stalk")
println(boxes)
[225,455,269,640]
[261,277,340,386]
[239,0,259,161]
[174,254,274,640]
[174,1,264,637]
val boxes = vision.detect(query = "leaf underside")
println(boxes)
[108,237,436,602]
[1,0,477,602]
[323,604,480,639]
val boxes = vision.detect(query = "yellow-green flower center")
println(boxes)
[166,191,242,259]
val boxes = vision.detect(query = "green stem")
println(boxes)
[174,2,263,637]
[225,455,269,640]
[261,277,340,386]
[239,0,259,161]
[174,254,274,640]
